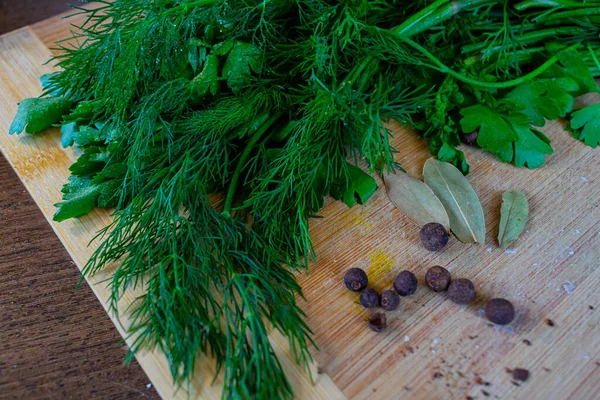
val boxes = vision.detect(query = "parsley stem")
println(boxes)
[515,0,600,11]
[395,0,497,37]
[588,43,600,72]
[397,34,580,89]
[223,114,281,214]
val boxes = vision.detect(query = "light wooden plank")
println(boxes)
[0,27,344,400]
[1,14,600,400]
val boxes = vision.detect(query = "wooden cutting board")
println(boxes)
[1,11,599,400]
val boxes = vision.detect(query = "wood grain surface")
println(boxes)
[2,8,600,400]
[0,3,158,400]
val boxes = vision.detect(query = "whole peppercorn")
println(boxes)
[425,266,452,292]
[485,298,515,325]
[381,290,400,311]
[368,312,387,332]
[420,223,449,251]
[394,270,418,296]
[461,129,479,146]
[447,278,475,304]
[344,268,368,292]
[360,288,380,308]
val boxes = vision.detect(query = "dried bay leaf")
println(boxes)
[423,158,485,243]
[498,190,529,249]
[384,171,450,230]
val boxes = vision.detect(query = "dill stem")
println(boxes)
[397,34,581,89]
[223,114,281,214]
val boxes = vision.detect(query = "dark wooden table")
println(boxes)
[0,2,159,399]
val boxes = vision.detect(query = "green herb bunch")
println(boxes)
[8,0,600,397]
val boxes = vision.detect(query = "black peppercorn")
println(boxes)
[344,268,368,292]
[425,266,451,292]
[394,270,418,296]
[511,368,529,382]
[461,129,479,146]
[360,288,380,308]
[368,312,387,332]
[485,298,515,325]
[420,223,449,252]
[447,278,475,304]
[381,289,400,311]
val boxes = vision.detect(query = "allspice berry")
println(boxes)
[344,268,368,292]
[381,290,400,311]
[420,223,449,251]
[512,368,530,382]
[425,266,451,292]
[448,278,475,304]
[461,129,479,146]
[360,288,380,308]
[368,312,387,332]
[485,298,515,325]
[394,270,418,296]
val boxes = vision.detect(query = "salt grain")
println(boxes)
[404,335,410,342]
[505,249,517,254]
[563,281,576,294]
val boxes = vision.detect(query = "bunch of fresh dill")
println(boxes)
[8,0,600,397]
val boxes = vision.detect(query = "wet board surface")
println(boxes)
[1,11,599,400]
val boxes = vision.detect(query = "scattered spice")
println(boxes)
[368,312,387,332]
[511,368,530,382]
[522,339,532,346]
[589,305,595,310]
[394,270,418,296]
[461,129,478,145]
[481,389,490,397]
[360,288,380,308]
[545,318,555,327]
[448,278,475,304]
[344,268,368,292]
[425,266,452,292]
[420,222,449,251]
[433,372,444,379]
[381,289,400,311]
[485,298,515,325]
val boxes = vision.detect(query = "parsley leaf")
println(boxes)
[459,104,516,161]
[222,42,261,94]
[330,163,377,207]
[569,103,600,148]
[53,176,101,222]
[507,116,554,169]
[437,143,470,175]
[60,122,77,148]
[9,97,72,134]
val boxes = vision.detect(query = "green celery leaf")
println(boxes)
[569,103,600,148]
[69,147,108,176]
[60,122,78,148]
[330,164,377,207]
[222,42,261,94]
[9,97,72,134]
[507,116,554,169]
[459,104,516,161]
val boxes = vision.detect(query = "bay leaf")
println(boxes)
[423,158,485,243]
[497,190,529,249]
[384,171,450,231]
